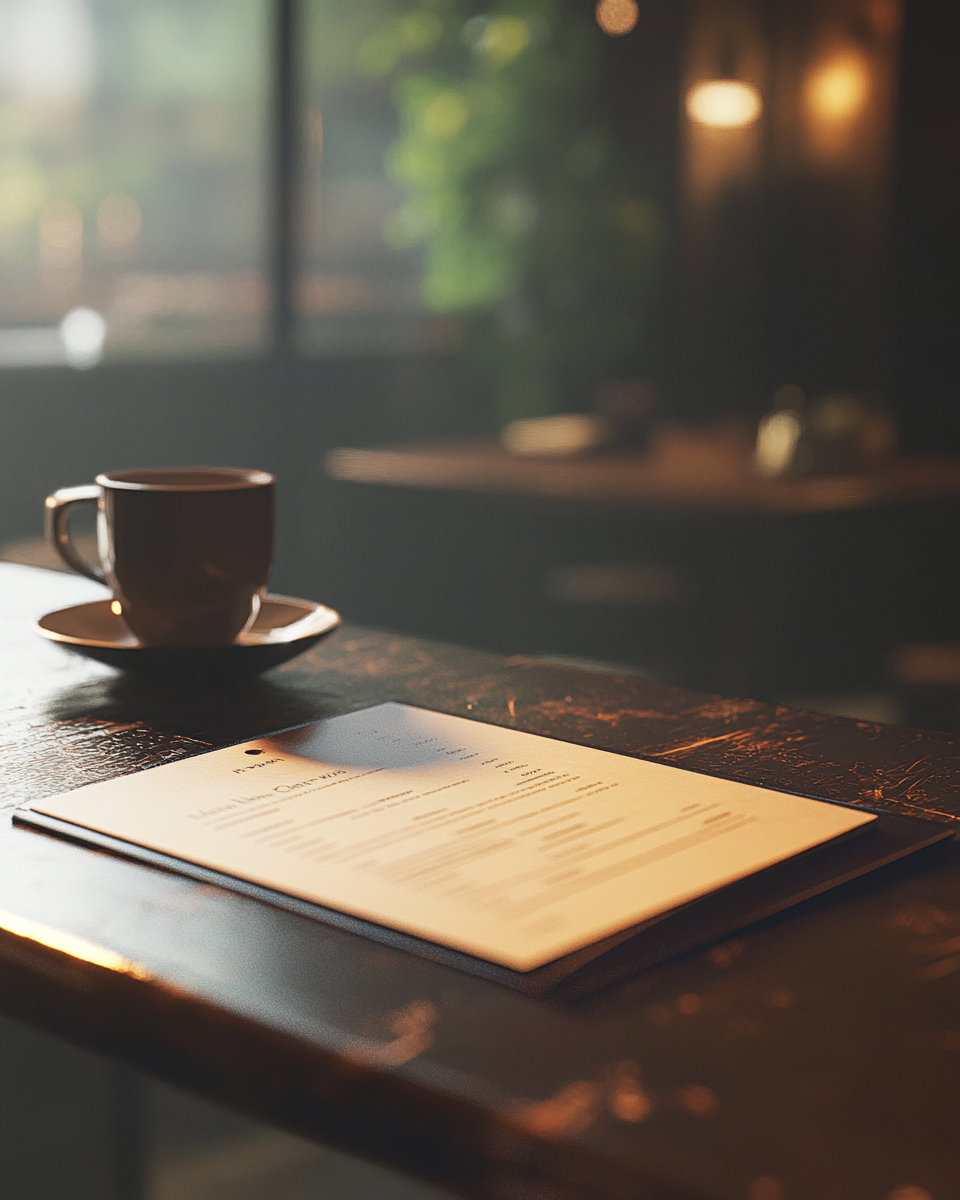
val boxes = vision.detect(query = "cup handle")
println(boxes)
[44,485,107,584]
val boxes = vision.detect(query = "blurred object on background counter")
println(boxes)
[323,424,960,699]
[501,379,655,457]
[755,384,898,478]
[502,413,614,458]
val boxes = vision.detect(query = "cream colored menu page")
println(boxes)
[24,703,875,971]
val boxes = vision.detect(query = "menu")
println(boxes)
[19,703,877,972]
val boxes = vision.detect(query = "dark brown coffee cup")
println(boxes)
[45,467,274,647]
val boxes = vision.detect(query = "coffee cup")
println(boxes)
[45,467,274,647]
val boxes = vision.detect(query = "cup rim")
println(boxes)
[96,467,274,492]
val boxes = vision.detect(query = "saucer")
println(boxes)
[36,593,342,677]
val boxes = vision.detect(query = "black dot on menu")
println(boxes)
[244,748,263,755]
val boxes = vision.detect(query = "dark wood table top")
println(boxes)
[1,562,958,1200]
[325,428,960,516]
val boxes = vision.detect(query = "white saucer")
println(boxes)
[36,593,341,677]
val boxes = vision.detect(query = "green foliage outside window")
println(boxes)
[360,0,663,424]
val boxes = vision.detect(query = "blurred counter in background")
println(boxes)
[319,424,960,723]
[327,423,960,513]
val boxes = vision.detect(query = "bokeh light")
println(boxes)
[806,50,870,122]
[2,0,96,107]
[868,0,902,37]
[39,198,83,289]
[421,91,469,140]
[39,199,82,267]
[595,0,639,37]
[464,16,532,67]
[686,80,762,128]
[59,307,106,368]
[97,193,141,258]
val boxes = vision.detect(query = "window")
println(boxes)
[0,0,270,365]
[0,0,665,425]
[298,0,447,357]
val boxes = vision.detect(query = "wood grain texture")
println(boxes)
[1,563,958,1200]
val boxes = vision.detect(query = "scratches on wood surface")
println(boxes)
[2,562,958,829]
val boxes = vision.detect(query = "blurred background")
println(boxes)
[1,3,960,1195]
[2,0,960,726]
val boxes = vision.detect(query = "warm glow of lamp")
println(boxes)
[806,50,870,122]
[595,0,638,37]
[111,600,123,615]
[686,80,762,128]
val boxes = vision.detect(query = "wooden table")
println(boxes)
[320,432,960,698]
[1,563,958,1200]
[325,430,960,516]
